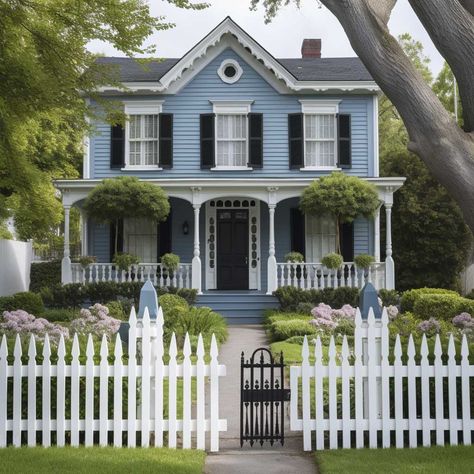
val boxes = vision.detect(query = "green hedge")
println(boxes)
[29,260,61,293]
[401,288,459,312]
[413,294,474,321]
[0,292,44,315]
[269,319,317,342]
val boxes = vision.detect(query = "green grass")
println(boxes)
[0,447,206,474]
[316,445,474,474]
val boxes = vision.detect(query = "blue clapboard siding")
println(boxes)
[90,48,374,179]
[89,221,109,263]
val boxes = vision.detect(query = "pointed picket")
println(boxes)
[141,308,151,447]
[353,310,364,449]
[460,335,471,445]
[182,333,192,449]
[327,336,338,449]
[433,334,444,446]
[42,334,52,447]
[407,335,417,447]
[340,336,350,448]
[393,335,403,448]
[70,334,80,447]
[85,334,95,447]
[0,336,7,447]
[113,332,123,447]
[420,335,431,447]
[153,319,165,447]
[99,334,109,447]
[196,334,206,450]
[56,335,66,447]
[209,334,220,452]
[27,335,37,447]
[13,334,22,447]
[314,336,324,450]
[168,333,178,448]
[447,334,458,445]
[127,306,137,447]
[380,308,390,448]
[367,308,377,448]
[301,336,311,451]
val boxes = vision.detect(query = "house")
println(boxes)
[56,17,404,321]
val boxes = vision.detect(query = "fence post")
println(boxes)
[0,336,8,447]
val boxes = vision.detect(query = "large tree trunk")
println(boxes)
[320,0,474,234]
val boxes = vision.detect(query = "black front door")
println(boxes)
[217,209,249,290]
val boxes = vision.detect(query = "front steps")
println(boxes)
[195,292,279,324]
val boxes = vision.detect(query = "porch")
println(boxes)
[56,177,404,294]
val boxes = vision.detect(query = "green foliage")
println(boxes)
[284,252,304,263]
[113,252,140,271]
[29,260,61,292]
[0,221,12,239]
[433,62,463,128]
[379,289,400,307]
[0,292,44,315]
[159,294,190,336]
[161,253,180,271]
[401,288,459,312]
[78,256,96,268]
[40,308,79,323]
[321,253,343,270]
[413,294,474,321]
[466,290,474,300]
[269,319,317,342]
[354,254,375,269]
[388,312,420,338]
[264,311,311,328]
[105,301,127,321]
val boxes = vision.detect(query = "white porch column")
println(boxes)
[191,202,202,295]
[267,187,279,295]
[384,196,395,290]
[80,209,88,256]
[61,205,72,284]
[374,204,381,262]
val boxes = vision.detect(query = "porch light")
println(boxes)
[182,221,189,235]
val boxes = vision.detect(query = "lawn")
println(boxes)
[0,447,206,474]
[316,445,474,474]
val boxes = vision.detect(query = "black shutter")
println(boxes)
[290,208,306,258]
[200,113,215,169]
[248,113,263,168]
[110,124,125,169]
[158,212,172,259]
[288,113,304,169]
[338,114,351,168]
[109,220,124,262]
[339,222,354,262]
[159,113,173,169]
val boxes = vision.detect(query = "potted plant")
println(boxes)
[161,253,180,280]
[78,255,96,268]
[284,251,304,279]
[113,252,140,279]
[354,253,375,279]
[321,252,343,270]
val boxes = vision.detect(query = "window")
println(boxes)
[124,218,157,262]
[216,114,247,167]
[305,215,337,262]
[217,59,243,84]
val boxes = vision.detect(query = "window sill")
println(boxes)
[210,166,253,171]
[299,166,341,171]
[121,166,163,171]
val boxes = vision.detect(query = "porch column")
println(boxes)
[384,198,395,290]
[374,204,381,262]
[192,204,202,294]
[61,205,72,284]
[80,209,88,256]
[267,203,277,295]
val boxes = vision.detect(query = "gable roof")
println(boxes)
[96,17,378,94]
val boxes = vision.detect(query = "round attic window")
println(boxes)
[218,59,242,84]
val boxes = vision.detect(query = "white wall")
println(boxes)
[0,239,32,296]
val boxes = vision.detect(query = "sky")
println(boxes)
[87,0,445,76]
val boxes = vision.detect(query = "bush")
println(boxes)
[401,288,459,312]
[159,294,190,335]
[466,290,474,300]
[389,312,420,338]
[0,291,44,315]
[105,300,127,320]
[160,253,180,271]
[78,256,96,268]
[269,319,317,342]
[354,254,375,269]
[41,308,79,322]
[264,311,311,327]
[284,252,304,263]
[29,260,61,292]
[379,289,400,307]
[322,253,343,269]
[70,303,121,340]
[113,252,140,271]
[413,294,474,321]
[39,283,85,308]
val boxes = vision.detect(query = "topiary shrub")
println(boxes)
[379,289,400,307]
[284,252,304,263]
[322,253,343,270]
[413,294,474,321]
[354,254,375,269]
[401,288,459,312]
[29,260,61,292]
[113,252,140,272]
[160,253,180,271]
[269,319,317,342]
[0,291,44,315]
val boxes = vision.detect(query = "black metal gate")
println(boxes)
[240,348,290,447]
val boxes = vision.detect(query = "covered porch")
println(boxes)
[56,177,404,294]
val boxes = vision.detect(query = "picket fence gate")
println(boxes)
[290,307,473,451]
[0,306,226,451]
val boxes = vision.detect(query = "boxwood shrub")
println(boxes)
[401,288,459,312]
[269,319,317,342]
[29,260,61,292]
[0,291,44,315]
[413,294,474,321]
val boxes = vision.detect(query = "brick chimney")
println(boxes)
[301,39,321,58]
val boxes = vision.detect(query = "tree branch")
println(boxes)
[408,0,474,132]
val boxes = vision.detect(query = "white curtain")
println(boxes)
[124,218,157,262]
[305,214,337,262]
[128,114,159,166]
[304,114,336,167]
[216,114,247,166]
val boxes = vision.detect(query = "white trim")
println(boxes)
[211,100,253,115]
[217,58,243,84]
[121,166,163,171]
[373,95,380,177]
[299,99,341,115]
[124,100,163,115]
[211,166,253,171]
[299,166,341,172]
[83,98,91,179]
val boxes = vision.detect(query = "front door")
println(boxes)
[217,209,249,290]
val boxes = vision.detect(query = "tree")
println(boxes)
[300,172,380,254]
[252,1,474,236]
[83,177,170,255]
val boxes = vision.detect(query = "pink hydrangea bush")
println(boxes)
[452,312,474,339]
[309,303,356,332]
[0,310,69,344]
[386,305,399,320]
[70,303,121,340]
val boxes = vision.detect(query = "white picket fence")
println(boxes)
[290,308,473,450]
[0,306,226,450]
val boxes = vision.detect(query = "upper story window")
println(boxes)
[217,59,243,84]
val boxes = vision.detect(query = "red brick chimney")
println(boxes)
[301,39,321,58]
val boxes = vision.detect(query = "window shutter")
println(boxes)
[159,113,173,169]
[248,113,263,168]
[290,208,306,258]
[110,124,125,169]
[158,212,172,259]
[200,113,215,169]
[109,219,124,262]
[288,113,304,169]
[338,114,351,168]
[339,222,354,262]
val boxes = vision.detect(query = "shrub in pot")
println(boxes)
[113,252,140,273]
[160,253,180,278]
[78,255,96,268]
[321,253,343,270]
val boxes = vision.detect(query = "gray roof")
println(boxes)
[95,56,373,83]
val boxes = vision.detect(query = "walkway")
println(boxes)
[205,325,316,474]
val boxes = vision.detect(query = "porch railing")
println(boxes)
[71,263,192,288]
[276,262,386,290]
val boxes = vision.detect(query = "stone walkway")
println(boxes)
[205,325,316,474]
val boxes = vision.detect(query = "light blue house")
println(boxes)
[57,18,404,321]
